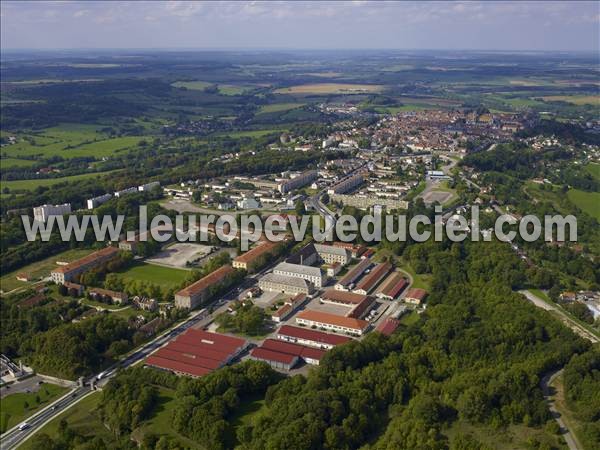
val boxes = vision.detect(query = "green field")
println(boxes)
[18,392,111,450]
[275,83,383,94]
[567,189,600,220]
[215,129,284,138]
[1,169,120,192]
[257,102,305,114]
[2,124,144,160]
[0,158,37,168]
[0,248,95,293]
[584,163,600,181]
[0,383,68,433]
[115,262,188,289]
[172,81,253,95]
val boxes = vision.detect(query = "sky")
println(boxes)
[1,1,599,52]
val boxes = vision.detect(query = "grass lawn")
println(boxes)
[399,310,420,326]
[115,262,188,289]
[18,392,113,450]
[0,248,95,293]
[0,383,69,433]
[275,83,383,94]
[567,189,600,220]
[130,387,201,448]
[1,169,120,192]
[397,261,432,291]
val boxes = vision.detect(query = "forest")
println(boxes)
[26,238,598,450]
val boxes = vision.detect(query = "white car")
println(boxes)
[18,422,31,431]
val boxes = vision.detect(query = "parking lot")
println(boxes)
[146,243,218,268]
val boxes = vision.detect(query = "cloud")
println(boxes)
[1,0,597,51]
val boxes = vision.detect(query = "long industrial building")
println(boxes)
[296,310,369,336]
[33,203,72,222]
[276,325,352,350]
[278,170,318,194]
[353,262,392,295]
[145,329,248,378]
[174,265,235,309]
[335,258,372,291]
[50,246,120,284]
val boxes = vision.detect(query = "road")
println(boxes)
[0,308,208,449]
[541,369,581,450]
[0,252,288,450]
[520,290,600,344]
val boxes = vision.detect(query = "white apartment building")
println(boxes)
[86,194,112,210]
[33,203,72,222]
[327,173,364,195]
[278,170,318,194]
[273,262,323,288]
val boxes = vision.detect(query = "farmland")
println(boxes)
[540,95,600,106]
[1,126,143,160]
[275,83,384,94]
[1,169,120,192]
[257,102,305,114]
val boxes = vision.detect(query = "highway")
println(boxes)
[0,308,208,449]
[0,255,285,450]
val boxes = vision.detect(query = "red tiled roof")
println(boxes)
[183,328,247,349]
[250,347,297,365]
[296,310,368,331]
[154,348,222,370]
[377,272,408,299]
[146,355,211,377]
[176,265,235,297]
[376,318,399,336]
[234,241,279,264]
[261,339,326,361]
[355,262,391,292]
[405,288,428,301]
[52,246,119,274]
[321,289,367,305]
[277,325,352,346]
[145,329,247,377]
[166,341,230,363]
[338,258,371,286]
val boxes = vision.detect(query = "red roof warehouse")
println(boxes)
[145,328,248,378]
[276,325,352,349]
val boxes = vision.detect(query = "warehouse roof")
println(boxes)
[277,325,352,347]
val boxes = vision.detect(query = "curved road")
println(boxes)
[541,369,581,450]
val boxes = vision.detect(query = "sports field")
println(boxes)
[115,262,189,289]
[275,83,383,94]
